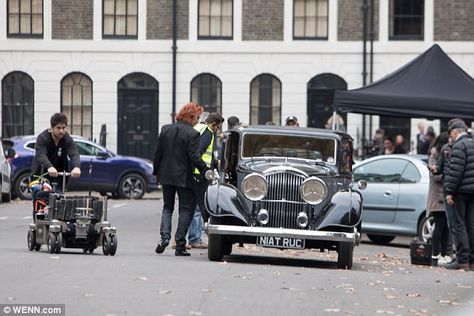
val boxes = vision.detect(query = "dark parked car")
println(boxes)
[0,140,13,202]
[205,126,365,269]
[3,135,158,200]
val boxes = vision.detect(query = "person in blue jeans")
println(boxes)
[187,113,224,249]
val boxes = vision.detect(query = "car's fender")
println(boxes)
[317,189,363,230]
[205,183,250,225]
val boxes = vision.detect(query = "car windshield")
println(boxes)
[241,133,336,164]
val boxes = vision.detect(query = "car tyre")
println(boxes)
[14,172,32,200]
[103,234,117,256]
[337,242,354,270]
[366,234,396,245]
[207,217,227,261]
[118,173,146,199]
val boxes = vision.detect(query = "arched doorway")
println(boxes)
[2,71,34,138]
[307,73,347,129]
[117,73,159,159]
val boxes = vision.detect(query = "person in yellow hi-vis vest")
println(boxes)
[188,112,224,249]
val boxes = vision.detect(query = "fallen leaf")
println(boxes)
[201,288,213,293]
[324,308,340,312]
[160,290,172,295]
[136,276,149,281]
[406,293,421,297]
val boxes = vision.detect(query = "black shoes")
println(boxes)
[155,240,169,254]
[175,248,191,256]
[444,260,470,270]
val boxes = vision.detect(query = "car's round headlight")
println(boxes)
[300,177,327,205]
[242,173,268,201]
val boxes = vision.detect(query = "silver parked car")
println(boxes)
[353,155,433,244]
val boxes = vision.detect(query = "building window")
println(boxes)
[2,72,34,138]
[103,0,138,38]
[191,74,222,113]
[7,0,43,38]
[293,0,328,39]
[389,0,424,40]
[250,74,281,125]
[61,73,93,139]
[198,0,233,39]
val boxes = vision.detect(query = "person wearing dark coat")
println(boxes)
[153,103,210,256]
[31,112,81,181]
[427,133,451,266]
[444,120,474,270]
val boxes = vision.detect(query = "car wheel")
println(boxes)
[14,172,32,200]
[48,232,61,254]
[207,217,226,261]
[337,242,354,270]
[418,214,434,242]
[118,173,146,199]
[366,234,396,245]
[2,191,11,203]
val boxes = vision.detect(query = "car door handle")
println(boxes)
[384,191,392,199]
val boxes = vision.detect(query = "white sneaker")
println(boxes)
[438,256,452,265]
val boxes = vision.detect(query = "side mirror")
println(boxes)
[96,151,109,160]
[5,148,16,159]
[357,180,367,190]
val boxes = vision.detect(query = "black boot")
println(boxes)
[155,239,169,254]
[175,248,191,256]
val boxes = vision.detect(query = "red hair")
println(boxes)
[176,102,203,124]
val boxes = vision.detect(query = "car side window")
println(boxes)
[26,142,35,150]
[75,141,101,156]
[399,162,421,183]
[353,159,408,183]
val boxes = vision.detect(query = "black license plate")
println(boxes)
[256,236,305,249]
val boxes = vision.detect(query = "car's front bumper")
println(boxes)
[205,224,360,245]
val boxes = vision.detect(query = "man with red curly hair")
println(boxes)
[153,103,210,256]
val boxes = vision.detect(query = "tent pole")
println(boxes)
[362,0,369,158]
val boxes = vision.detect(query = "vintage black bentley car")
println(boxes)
[205,126,366,269]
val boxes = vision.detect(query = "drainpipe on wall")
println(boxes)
[171,0,177,123]
[368,0,375,145]
[361,0,369,158]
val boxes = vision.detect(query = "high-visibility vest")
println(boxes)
[193,123,214,174]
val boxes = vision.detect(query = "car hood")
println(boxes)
[241,159,336,176]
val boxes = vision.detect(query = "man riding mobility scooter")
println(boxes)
[27,172,118,255]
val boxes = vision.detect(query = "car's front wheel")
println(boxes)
[117,173,146,199]
[418,214,434,242]
[337,242,354,269]
[14,172,32,200]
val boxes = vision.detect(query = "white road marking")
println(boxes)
[0,216,8,220]
[112,203,127,208]
[22,216,31,220]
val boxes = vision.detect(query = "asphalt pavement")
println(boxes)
[0,196,473,316]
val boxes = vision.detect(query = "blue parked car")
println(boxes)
[353,154,434,244]
[2,135,159,200]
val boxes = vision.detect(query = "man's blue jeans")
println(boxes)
[188,207,203,244]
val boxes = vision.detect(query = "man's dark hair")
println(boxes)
[205,112,224,125]
[375,128,385,135]
[50,113,68,127]
[227,116,241,129]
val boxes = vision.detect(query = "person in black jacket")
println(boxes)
[153,103,210,256]
[31,113,81,181]
[444,120,474,270]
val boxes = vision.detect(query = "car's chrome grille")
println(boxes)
[261,172,306,229]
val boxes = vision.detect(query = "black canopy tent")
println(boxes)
[333,44,474,120]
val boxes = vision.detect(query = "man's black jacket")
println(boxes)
[31,129,81,177]
[444,133,474,195]
[153,121,208,188]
